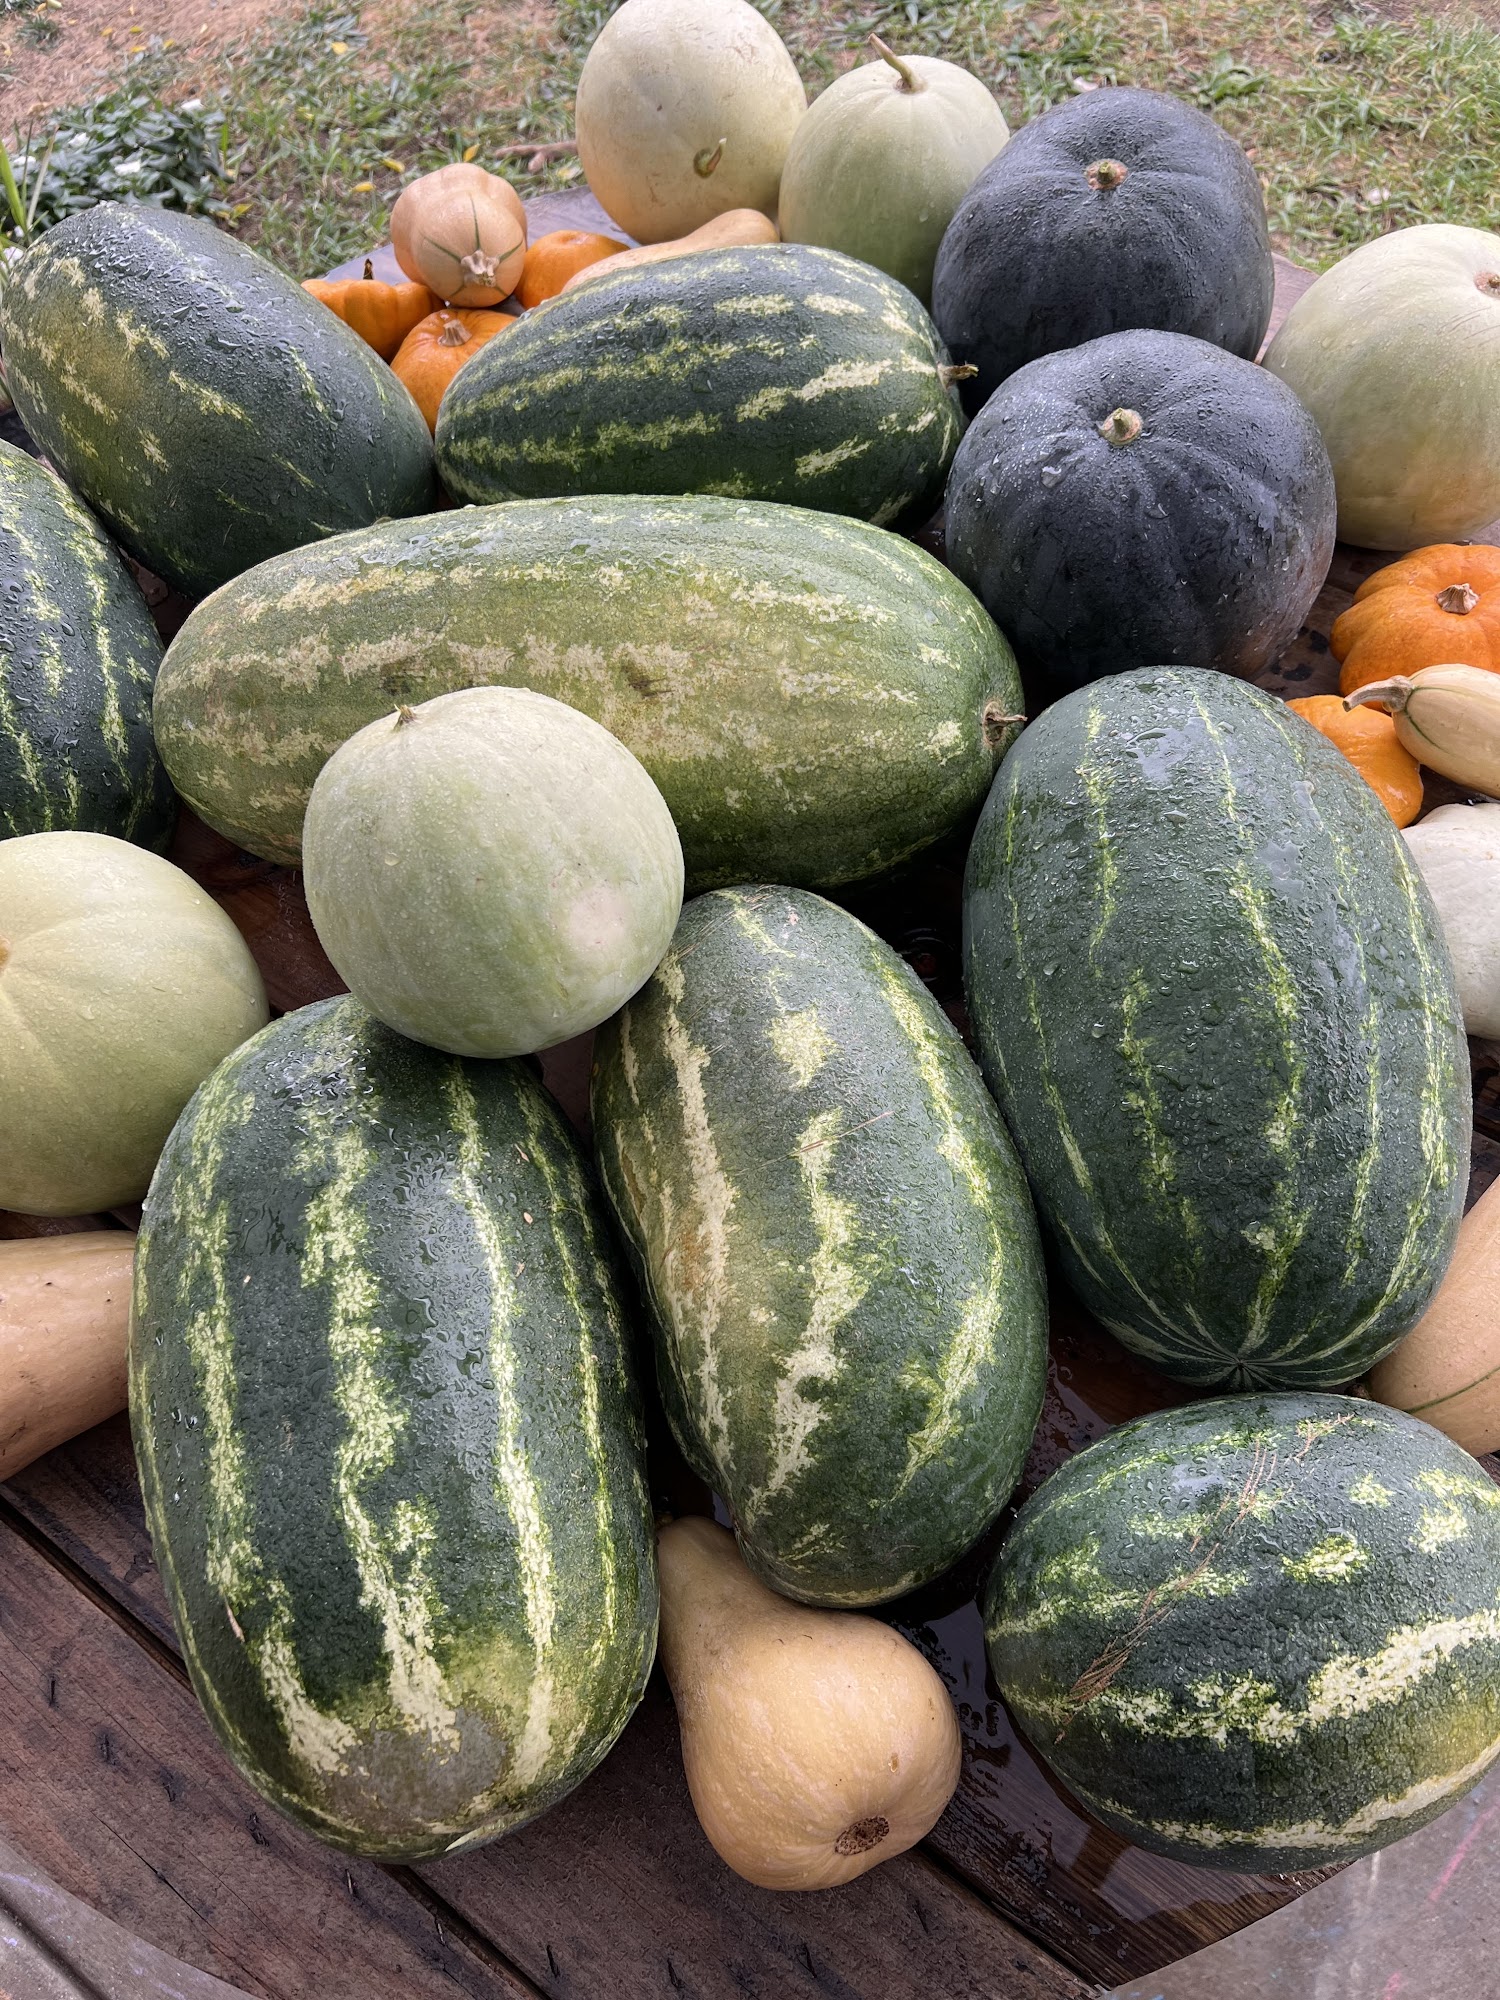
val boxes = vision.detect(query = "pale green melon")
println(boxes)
[0,831,268,1214]
[302,687,685,1059]
[778,45,1009,305]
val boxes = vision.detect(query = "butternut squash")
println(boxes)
[559,210,779,291]
[1367,1177,1500,1454]
[0,1231,134,1478]
[657,1516,961,1891]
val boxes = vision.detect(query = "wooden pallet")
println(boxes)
[3,238,1498,2000]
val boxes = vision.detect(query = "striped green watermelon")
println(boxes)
[129,995,656,1861]
[0,206,436,598]
[591,886,1048,1608]
[436,243,964,528]
[964,667,1469,1390]
[0,441,174,846]
[152,495,1021,883]
[986,1393,1500,1871]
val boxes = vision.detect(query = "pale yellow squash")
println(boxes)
[1367,1178,1500,1454]
[1346,663,1500,797]
[0,1232,134,1478]
[657,1516,961,1891]
[559,209,779,291]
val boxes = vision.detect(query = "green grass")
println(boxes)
[11,0,1500,275]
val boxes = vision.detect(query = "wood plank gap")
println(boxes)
[0,1495,548,2000]
[910,1841,1112,1995]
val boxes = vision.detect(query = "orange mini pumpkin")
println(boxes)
[391,164,527,307]
[392,308,513,431]
[516,229,629,309]
[301,258,439,360]
[1287,694,1424,827]
[1332,543,1500,697]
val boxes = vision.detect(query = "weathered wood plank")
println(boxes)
[0,1518,537,2000]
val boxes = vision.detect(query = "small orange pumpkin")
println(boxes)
[301,258,438,361]
[516,229,629,309]
[391,164,527,307]
[1287,694,1424,827]
[392,308,513,431]
[1332,544,1500,697]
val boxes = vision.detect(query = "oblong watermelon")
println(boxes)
[964,667,1469,1389]
[592,886,1049,1607]
[152,495,1021,885]
[0,441,174,847]
[986,1393,1500,1871]
[436,243,964,529]
[129,995,657,1860]
[0,205,436,598]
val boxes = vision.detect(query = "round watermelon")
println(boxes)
[986,1393,1500,1872]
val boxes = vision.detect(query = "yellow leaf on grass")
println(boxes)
[381,157,405,173]
[462,143,480,162]
[353,181,375,193]
[330,39,349,53]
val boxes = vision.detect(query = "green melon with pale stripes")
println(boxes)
[436,243,963,529]
[129,995,656,1861]
[964,667,1469,1390]
[592,886,1048,1608]
[0,205,435,599]
[152,494,1021,883]
[986,1393,1500,1872]
[0,441,174,846]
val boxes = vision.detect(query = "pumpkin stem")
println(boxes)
[1086,157,1129,192]
[983,702,1027,746]
[1344,678,1414,715]
[439,318,473,347]
[693,138,726,179]
[362,257,375,282]
[459,247,503,287]
[938,362,979,386]
[1098,407,1144,447]
[834,1816,891,1858]
[1437,582,1480,615]
[394,704,417,726]
[870,33,921,89]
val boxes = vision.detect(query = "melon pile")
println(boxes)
[3,0,1500,1915]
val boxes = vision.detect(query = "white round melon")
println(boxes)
[575,0,807,244]
[0,832,269,1215]
[779,46,1009,306]
[302,687,685,1059]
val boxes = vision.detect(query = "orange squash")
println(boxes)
[391,308,513,431]
[390,163,527,307]
[1332,543,1500,696]
[1287,694,1424,826]
[301,257,439,360]
[516,229,629,309]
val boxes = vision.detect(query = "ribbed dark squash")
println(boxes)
[944,329,1336,695]
[932,87,1274,411]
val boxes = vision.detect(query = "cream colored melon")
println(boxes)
[575,0,807,244]
[1263,224,1500,550]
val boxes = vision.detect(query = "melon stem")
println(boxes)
[693,139,726,178]
[870,34,921,90]
[1086,158,1129,192]
[1098,407,1144,446]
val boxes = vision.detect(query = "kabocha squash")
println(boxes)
[391,308,512,431]
[1263,226,1500,550]
[0,206,436,597]
[516,228,629,307]
[130,995,658,1861]
[1287,695,1423,827]
[0,440,174,849]
[986,1394,1500,1871]
[658,1518,961,1890]
[0,832,267,1215]
[152,497,1020,887]
[390,163,527,306]
[944,330,1335,694]
[302,688,683,1058]
[964,668,1470,1390]
[1345,665,1500,799]
[1333,544,1500,696]
[592,887,1048,1608]
[559,209,779,289]
[777,37,1009,307]
[932,86,1273,411]
[437,245,965,528]
[574,0,806,244]
[302,257,438,359]
[1402,804,1500,1039]
[1368,1178,1500,1454]
[0,1232,134,1480]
